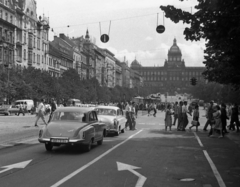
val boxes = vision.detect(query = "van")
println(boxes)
[12,99,34,113]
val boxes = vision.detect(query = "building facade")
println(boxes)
[131,38,205,94]
[0,0,15,68]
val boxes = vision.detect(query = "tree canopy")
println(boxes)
[160,0,240,89]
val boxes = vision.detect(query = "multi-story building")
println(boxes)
[102,48,115,88]
[51,34,73,75]
[0,0,15,68]
[115,58,122,87]
[48,42,60,77]
[13,0,50,71]
[121,60,131,88]
[131,38,205,94]
[94,45,105,86]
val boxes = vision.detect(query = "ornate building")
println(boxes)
[131,38,205,95]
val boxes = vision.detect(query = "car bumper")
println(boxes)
[107,128,119,133]
[38,138,87,145]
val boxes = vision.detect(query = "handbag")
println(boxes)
[191,120,198,126]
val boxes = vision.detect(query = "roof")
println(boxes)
[95,106,119,110]
[55,107,95,113]
[168,38,182,55]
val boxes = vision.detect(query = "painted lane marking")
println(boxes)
[193,132,226,187]
[0,160,32,174]
[203,150,226,187]
[193,132,204,147]
[117,162,146,187]
[51,130,143,187]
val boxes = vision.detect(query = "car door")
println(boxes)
[89,111,100,140]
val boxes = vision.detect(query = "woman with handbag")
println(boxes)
[189,104,200,132]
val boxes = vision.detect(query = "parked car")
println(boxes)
[95,106,127,136]
[38,107,106,152]
[0,104,11,115]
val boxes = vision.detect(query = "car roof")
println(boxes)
[95,105,119,110]
[55,107,95,113]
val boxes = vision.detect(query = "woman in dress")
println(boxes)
[210,105,223,138]
[189,104,200,132]
[164,104,174,131]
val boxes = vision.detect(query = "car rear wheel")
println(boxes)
[97,136,103,145]
[84,139,92,152]
[115,127,120,136]
[45,143,53,151]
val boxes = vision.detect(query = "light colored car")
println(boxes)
[38,107,106,152]
[95,106,127,136]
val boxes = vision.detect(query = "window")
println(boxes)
[24,32,26,43]
[10,15,12,23]
[0,9,2,18]
[5,12,8,21]
[24,49,26,60]
[0,48,2,61]
[37,39,40,49]
[5,0,8,7]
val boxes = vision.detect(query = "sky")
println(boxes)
[36,0,206,67]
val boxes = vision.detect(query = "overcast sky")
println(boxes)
[36,0,205,67]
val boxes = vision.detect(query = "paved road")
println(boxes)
[0,109,240,187]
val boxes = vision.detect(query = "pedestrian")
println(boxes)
[182,101,191,131]
[172,101,179,126]
[125,102,133,130]
[229,103,240,132]
[18,102,25,116]
[48,98,57,123]
[203,100,214,131]
[189,104,200,132]
[34,99,48,127]
[177,101,183,130]
[164,104,174,131]
[210,105,223,138]
[131,102,137,130]
[135,103,139,118]
[220,103,229,136]
[147,103,152,116]
[153,103,157,117]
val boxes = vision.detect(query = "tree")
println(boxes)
[160,0,240,89]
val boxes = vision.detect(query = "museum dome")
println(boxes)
[131,58,141,68]
[168,38,182,55]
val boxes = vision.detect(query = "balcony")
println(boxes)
[16,56,22,63]
[16,40,23,46]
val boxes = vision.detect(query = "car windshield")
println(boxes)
[51,111,85,122]
[96,108,116,116]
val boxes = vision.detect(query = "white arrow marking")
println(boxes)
[0,160,32,174]
[117,162,147,187]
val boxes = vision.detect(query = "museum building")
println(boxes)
[131,38,206,94]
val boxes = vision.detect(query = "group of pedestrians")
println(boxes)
[34,98,57,127]
[203,101,239,138]
[125,101,138,131]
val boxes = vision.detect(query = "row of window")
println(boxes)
[0,9,13,24]
[144,76,203,81]
[168,57,181,61]
[141,71,202,76]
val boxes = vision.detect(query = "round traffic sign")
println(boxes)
[156,25,165,34]
[100,34,109,43]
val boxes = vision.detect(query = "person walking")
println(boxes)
[203,101,214,131]
[210,105,223,138]
[177,101,183,130]
[18,102,25,116]
[34,99,48,127]
[220,103,229,136]
[48,98,57,123]
[182,101,191,131]
[172,101,179,126]
[125,102,133,130]
[189,104,200,132]
[164,104,174,131]
[153,103,157,117]
[131,102,137,130]
[229,103,240,132]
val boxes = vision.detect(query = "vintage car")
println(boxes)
[38,107,106,152]
[95,106,127,136]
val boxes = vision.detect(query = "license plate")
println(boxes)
[51,138,69,143]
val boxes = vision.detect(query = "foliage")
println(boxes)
[0,67,140,105]
[160,0,240,89]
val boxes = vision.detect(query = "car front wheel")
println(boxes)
[45,143,53,151]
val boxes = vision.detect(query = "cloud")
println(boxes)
[145,36,153,41]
